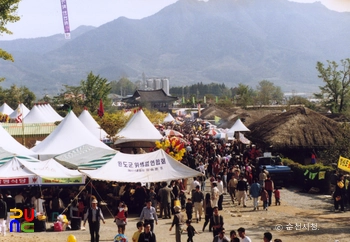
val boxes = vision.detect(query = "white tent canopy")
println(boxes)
[31,111,113,160]
[80,149,203,183]
[9,103,30,119]
[163,113,175,123]
[0,156,85,186]
[40,103,63,122]
[114,109,163,145]
[54,144,117,169]
[0,125,37,157]
[23,105,51,123]
[227,118,250,138]
[78,109,109,141]
[0,103,14,115]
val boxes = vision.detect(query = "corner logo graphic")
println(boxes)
[9,208,35,233]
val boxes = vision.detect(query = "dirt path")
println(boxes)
[2,187,348,242]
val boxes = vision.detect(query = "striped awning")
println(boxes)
[0,155,40,166]
[78,153,116,169]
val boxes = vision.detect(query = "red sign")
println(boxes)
[0,177,29,186]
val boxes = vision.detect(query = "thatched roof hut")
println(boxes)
[246,107,346,163]
[199,106,231,121]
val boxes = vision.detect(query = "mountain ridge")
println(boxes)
[1,0,350,96]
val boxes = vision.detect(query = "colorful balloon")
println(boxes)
[67,234,77,242]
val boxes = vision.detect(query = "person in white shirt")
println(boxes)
[211,182,219,208]
[216,176,224,210]
[189,177,201,197]
[237,227,252,242]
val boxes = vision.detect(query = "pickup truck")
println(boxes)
[256,156,293,187]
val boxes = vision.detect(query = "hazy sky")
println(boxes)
[1,0,350,40]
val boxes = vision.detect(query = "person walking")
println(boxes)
[211,181,219,208]
[227,175,238,204]
[264,175,274,207]
[217,176,224,210]
[139,199,158,232]
[83,198,106,242]
[138,222,156,242]
[169,205,184,242]
[333,174,346,212]
[114,201,128,234]
[261,188,269,211]
[237,227,252,242]
[185,219,198,242]
[236,175,248,207]
[0,194,7,236]
[4,191,15,231]
[192,185,204,223]
[213,227,229,242]
[249,178,261,210]
[158,182,174,219]
[210,206,224,238]
[202,193,213,232]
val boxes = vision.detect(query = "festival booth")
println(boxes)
[0,125,37,158]
[226,118,250,140]
[54,144,117,169]
[0,156,85,186]
[114,109,163,152]
[80,149,203,182]
[31,111,113,160]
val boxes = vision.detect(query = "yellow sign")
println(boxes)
[42,177,83,184]
[338,156,350,172]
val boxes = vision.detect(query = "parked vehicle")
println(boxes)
[256,155,293,187]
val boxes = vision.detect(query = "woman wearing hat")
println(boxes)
[169,205,184,242]
[83,197,105,242]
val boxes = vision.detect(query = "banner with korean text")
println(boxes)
[60,0,71,39]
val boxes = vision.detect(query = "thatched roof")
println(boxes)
[246,106,345,148]
[199,106,231,120]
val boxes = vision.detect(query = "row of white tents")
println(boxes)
[0,106,249,185]
[0,109,203,185]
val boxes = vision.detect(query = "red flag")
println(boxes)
[16,107,22,123]
[97,99,104,118]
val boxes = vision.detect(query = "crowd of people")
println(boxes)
[0,120,289,241]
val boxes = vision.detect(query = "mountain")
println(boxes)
[1,0,350,96]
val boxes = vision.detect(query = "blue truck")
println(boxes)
[256,155,293,187]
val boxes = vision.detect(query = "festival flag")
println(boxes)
[97,99,104,118]
[214,116,221,125]
[60,0,71,39]
[15,107,22,123]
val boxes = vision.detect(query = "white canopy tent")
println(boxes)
[54,144,117,169]
[163,113,175,123]
[0,156,85,186]
[36,104,63,122]
[0,125,37,157]
[0,103,14,115]
[31,111,113,160]
[23,105,51,123]
[114,109,163,145]
[78,109,109,141]
[9,103,30,119]
[226,118,250,139]
[80,149,203,183]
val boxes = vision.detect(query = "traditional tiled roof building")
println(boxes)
[122,89,178,112]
